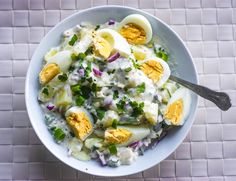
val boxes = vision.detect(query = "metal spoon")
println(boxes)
[169,75,231,111]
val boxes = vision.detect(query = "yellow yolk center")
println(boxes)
[120,23,146,45]
[93,36,112,59]
[39,63,60,84]
[164,99,184,125]
[105,128,132,144]
[66,112,93,141]
[140,60,164,83]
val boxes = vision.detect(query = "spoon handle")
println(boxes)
[169,75,231,111]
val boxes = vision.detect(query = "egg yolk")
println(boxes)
[164,99,184,125]
[66,112,93,141]
[120,23,146,45]
[39,63,60,84]
[140,60,164,83]
[93,36,112,59]
[105,128,132,144]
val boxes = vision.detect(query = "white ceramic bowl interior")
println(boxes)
[25,6,198,177]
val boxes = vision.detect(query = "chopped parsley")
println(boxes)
[80,86,91,99]
[75,95,85,106]
[85,62,92,77]
[136,83,145,94]
[53,128,65,141]
[42,87,49,96]
[108,144,117,155]
[116,99,126,113]
[58,73,68,82]
[68,34,78,46]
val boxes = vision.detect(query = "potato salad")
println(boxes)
[38,14,192,167]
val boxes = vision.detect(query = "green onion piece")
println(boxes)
[155,47,168,61]
[42,87,49,96]
[71,84,81,94]
[58,73,68,82]
[131,58,140,69]
[53,128,65,141]
[136,82,145,94]
[112,119,118,129]
[80,86,91,99]
[113,90,119,99]
[108,144,117,155]
[68,34,78,46]
[124,67,132,72]
[78,53,86,60]
[75,95,85,106]
[85,46,93,55]
[96,108,106,120]
[95,25,100,30]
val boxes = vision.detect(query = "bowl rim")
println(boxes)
[25,5,198,177]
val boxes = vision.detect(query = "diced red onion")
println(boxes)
[129,141,143,151]
[104,96,113,106]
[107,52,120,63]
[97,151,107,166]
[108,19,115,25]
[46,104,54,111]
[93,68,102,77]
[78,68,85,76]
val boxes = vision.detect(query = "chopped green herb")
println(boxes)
[86,77,93,83]
[130,101,144,117]
[68,34,78,46]
[75,95,85,106]
[136,83,145,94]
[107,69,116,75]
[80,86,91,99]
[124,67,132,72]
[71,84,81,94]
[91,83,101,92]
[113,90,119,99]
[85,62,92,77]
[53,128,65,141]
[112,119,118,129]
[58,73,68,82]
[108,144,117,155]
[78,53,86,60]
[85,46,93,55]
[95,25,100,30]
[155,47,168,61]
[116,99,126,113]
[131,58,140,69]
[42,87,49,96]
[68,65,75,72]
[96,108,106,120]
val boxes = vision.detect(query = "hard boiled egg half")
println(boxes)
[105,125,150,146]
[118,14,152,45]
[140,57,170,87]
[65,106,94,141]
[95,28,131,58]
[164,88,191,126]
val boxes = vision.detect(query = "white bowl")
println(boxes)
[25,6,198,177]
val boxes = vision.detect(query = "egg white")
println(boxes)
[118,14,153,44]
[164,87,192,125]
[116,125,150,146]
[96,28,131,57]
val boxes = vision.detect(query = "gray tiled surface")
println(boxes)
[0,0,236,180]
